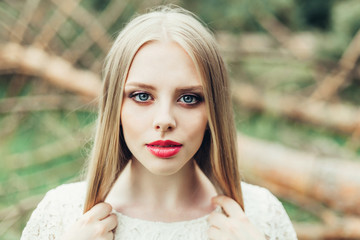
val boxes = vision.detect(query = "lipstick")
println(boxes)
[146,140,182,158]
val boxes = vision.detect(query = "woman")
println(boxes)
[21,5,297,240]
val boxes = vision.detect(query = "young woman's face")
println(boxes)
[121,41,208,176]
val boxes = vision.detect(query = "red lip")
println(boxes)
[146,140,182,158]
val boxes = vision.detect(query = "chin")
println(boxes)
[134,154,194,176]
[143,159,191,176]
[147,166,183,176]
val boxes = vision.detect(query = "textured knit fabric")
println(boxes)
[21,181,297,240]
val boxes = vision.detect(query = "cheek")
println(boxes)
[181,108,208,138]
[121,102,146,135]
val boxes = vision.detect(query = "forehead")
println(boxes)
[125,41,202,87]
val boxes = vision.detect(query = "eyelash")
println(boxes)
[178,94,203,105]
[128,92,203,106]
[129,92,153,102]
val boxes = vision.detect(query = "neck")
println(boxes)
[105,159,217,221]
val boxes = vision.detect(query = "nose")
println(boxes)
[153,103,176,132]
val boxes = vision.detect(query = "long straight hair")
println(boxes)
[83,5,243,213]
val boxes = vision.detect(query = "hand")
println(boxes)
[61,202,118,240]
[208,196,266,240]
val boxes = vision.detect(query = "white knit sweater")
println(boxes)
[21,181,297,240]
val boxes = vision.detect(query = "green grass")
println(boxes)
[0,107,92,239]
[281,199,321,222]
[235,107,353,158]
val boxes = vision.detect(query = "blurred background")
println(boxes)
[1,0,360,239]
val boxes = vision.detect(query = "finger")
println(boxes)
[208,212,228,229]
[208,225,225,240]
[84,202,113,220]
[100,213,118,232]
[212,195,245,219]
[104,231,114,240]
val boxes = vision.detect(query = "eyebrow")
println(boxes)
[125,82,204,93]
[125,83,156,91]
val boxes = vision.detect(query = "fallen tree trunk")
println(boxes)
[294,216,360,240]
[0,95,96,113]
[310,28,360,101]
[232,82,360,135]
[0,43,102,99]
[238,133,360,215]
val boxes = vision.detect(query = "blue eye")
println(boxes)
[131,92,152,102]
[179,94,201,105]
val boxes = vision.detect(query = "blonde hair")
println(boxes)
[84,5,243,212]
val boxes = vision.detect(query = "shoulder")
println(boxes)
[37,181,87,212]
[241,181,279,211]
[44,181,87,204]
[241,182,278,223]
[241,182,298,240]
[42,181,87,219]
[21,181,87,240]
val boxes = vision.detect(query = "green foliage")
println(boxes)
[332,0,360,38]
[235,109,350,157]
[182,0,296,32]
[239,56,314,93]
[91,0,112,11]
[0,1,19,20]
[315,32,349,61]
[339,79,360,105]
[281,200,321,222]
[0,110,94,209]
[57,19,85,48]
[181,0,339,32]
[315,0,360,61]
[294,0,334,30]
